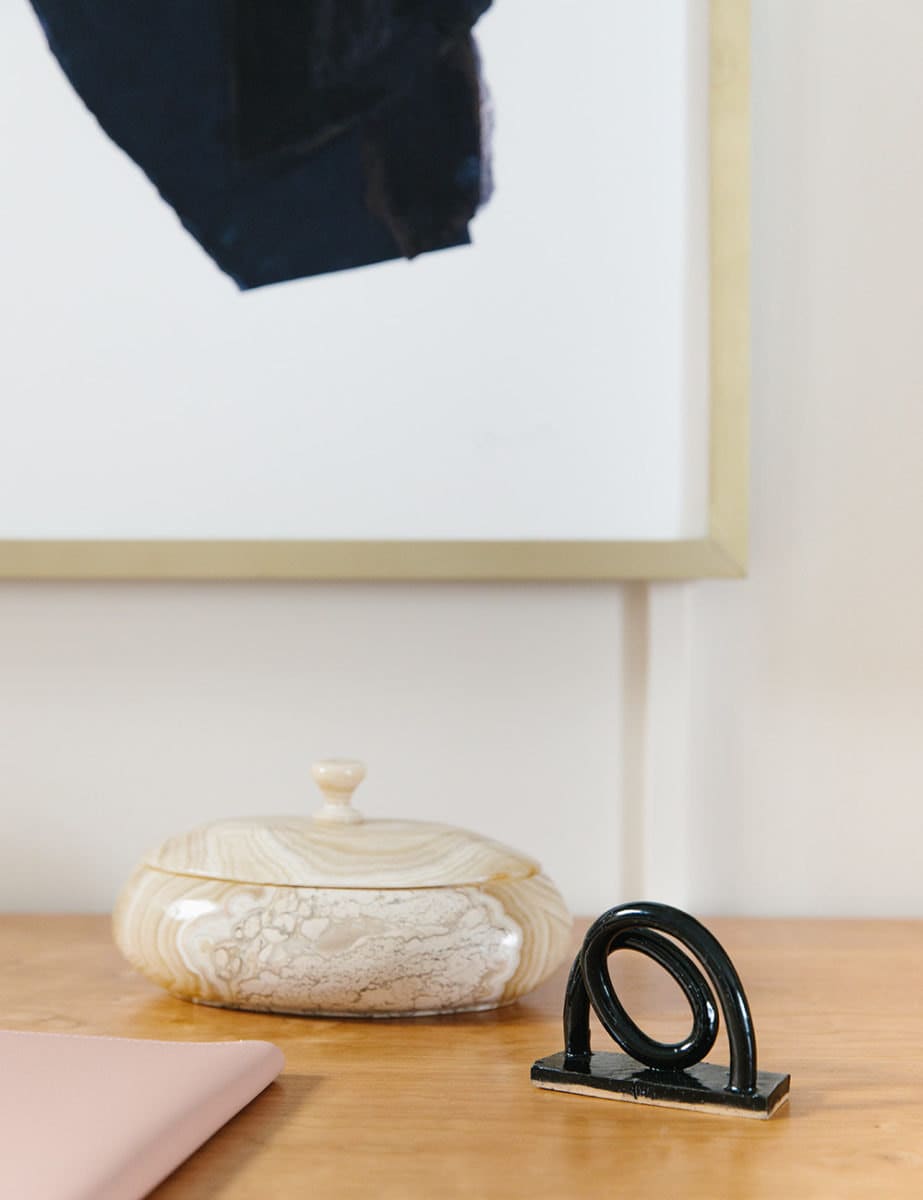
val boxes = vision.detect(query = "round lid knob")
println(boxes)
[311,759,366,824]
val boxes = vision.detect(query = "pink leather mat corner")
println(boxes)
[0,1029,284,1200]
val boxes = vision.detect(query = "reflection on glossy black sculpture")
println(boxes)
[27,1,493,288]
[531,902,791,1118]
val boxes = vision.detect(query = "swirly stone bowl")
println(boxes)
[113,759,572,1017]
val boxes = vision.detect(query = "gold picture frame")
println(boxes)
[0,0,748,581]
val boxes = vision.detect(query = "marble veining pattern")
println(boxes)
[173,885,524,1015]
[113,762,573,1014]
[148,816,539,890]
[113,866,571,1015]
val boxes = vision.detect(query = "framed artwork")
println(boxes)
[0,0,749,580]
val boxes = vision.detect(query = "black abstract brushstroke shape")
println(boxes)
[361,35,487,259]
[27,1,493,288]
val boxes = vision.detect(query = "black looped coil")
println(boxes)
[563,901,758,1094]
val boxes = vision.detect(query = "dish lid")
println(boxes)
[145,760,540,890]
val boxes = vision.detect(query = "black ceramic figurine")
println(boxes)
[531,902,791,1118]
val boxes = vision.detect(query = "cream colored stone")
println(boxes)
[112,760,572,1016]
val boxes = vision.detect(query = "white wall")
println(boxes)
[3,1,923,916]
[683,0,923,915]
[0,583,628,913]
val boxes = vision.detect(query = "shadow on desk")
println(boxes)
[151,1073,324,1199]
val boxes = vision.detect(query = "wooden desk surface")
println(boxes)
[2,916,922,1198]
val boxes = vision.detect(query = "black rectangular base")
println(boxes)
[531,1052,790,1119]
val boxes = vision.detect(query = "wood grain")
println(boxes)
[2,916,922,1199]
